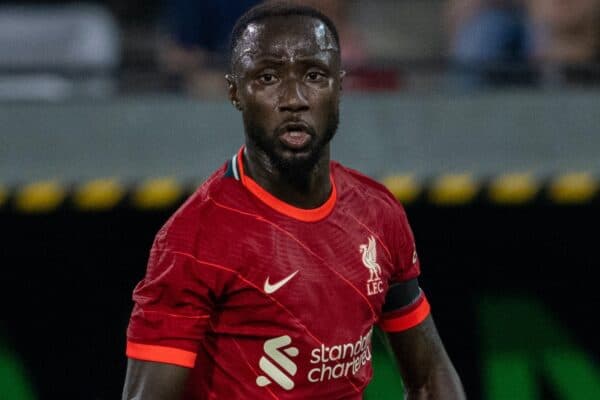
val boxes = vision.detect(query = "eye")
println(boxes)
[258,73,278,84]
[306,71,326,82]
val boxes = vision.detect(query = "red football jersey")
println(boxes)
[126,148,429,399]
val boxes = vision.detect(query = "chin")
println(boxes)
[274,147,322,172]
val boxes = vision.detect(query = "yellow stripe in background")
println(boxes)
[429,173,479,205]
[15,180,66,213]
[488,173,539,205]
[382,174,421,204]
[132,178,183,210]
[548,172,598,204]
[73,178,125,211]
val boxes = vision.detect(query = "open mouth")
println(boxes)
[278,122,313,150]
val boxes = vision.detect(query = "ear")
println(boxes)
[225,74,242,111]
[339,70,346,91]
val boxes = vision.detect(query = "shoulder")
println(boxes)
[153,162,235,251]
[332,162,414,251]
[332,161,405,215]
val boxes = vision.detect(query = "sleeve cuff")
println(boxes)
[379,294,431,332]
[126,341,197,368]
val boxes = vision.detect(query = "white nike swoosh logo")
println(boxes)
[264,270,299,294]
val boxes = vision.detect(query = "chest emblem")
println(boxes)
[359,236,384,296]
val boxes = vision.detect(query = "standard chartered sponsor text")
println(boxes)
[308,328,372,383]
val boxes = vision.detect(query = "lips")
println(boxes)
[277,121,314,150]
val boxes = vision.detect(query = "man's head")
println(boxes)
[226,2,345,176]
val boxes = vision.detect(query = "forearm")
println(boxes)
[122,359,190,400]
[404,354,465,400]
[387,316,466,400]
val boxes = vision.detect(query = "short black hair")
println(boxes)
[229,1,340,70]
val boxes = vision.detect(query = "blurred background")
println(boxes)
[1,0,599,399]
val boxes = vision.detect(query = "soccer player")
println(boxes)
[122,2,466,399]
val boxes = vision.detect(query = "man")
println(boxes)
[122,2,465,399]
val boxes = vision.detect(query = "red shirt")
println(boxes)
[126,149,428,399]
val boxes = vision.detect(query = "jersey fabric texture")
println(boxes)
[126,148,429,399]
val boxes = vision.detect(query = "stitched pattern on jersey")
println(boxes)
[170,250,362,394]
[209,197,377,321]
[220,321,280,400]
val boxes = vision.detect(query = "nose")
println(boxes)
[277,79,309,113]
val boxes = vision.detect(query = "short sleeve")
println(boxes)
[379,203,430,333]
[388,204,421,284]
[126,237,220,368]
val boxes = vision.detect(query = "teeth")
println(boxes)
[288,131,303,137]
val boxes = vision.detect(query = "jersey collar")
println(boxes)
[230,147,336,222]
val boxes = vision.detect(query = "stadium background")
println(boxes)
[1,1,599,399]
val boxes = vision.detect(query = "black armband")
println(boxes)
[382,278,421,313]
[380,278,430,332]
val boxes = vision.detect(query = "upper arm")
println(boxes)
[124,225,227,396]
[122,359,190,400]
[126,249,216,366]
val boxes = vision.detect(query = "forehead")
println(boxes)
[233,16,339,68]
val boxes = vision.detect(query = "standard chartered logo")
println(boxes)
[308,328,372,383]
[256,335,299,391]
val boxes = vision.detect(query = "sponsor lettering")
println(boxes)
[307,329,373,383]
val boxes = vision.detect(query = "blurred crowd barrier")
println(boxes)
[2,91,600,185]
[1,0,600,99]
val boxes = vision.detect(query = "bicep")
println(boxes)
[122,359,190,400]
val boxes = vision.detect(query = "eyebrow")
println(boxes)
[252,55,332,66]
[253,56,286,65]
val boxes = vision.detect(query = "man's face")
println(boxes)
[230,16,343,173]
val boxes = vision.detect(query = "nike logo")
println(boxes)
[264,271,299,294]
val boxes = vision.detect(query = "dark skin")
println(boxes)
[122,15,465,400]
[229,16,343,209]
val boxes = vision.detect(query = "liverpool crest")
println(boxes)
[360,236,383,295]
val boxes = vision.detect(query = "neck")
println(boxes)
[242,145,332,209]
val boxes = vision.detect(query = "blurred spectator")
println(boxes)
[527,0,600,85]
[447,0,600,88]
[446,0,531,88]
[158,0,260,98]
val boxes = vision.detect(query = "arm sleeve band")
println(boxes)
[380,280,431,332]
[126,341,197,368]
[382,278,420,313]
